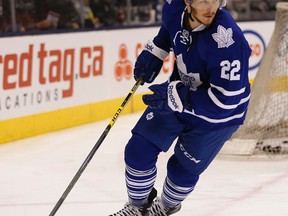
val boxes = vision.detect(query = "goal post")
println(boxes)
[219,2,288,159]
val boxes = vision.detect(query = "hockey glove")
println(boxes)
[134,38,170,84]
[143,81,189,114]
[134,50,163,84]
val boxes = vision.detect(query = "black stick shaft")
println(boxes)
[49,78,142,216]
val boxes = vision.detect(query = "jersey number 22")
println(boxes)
[220,60,241,81]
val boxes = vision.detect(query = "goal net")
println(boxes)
[219,2,288,159]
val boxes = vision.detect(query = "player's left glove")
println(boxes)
[143,81,190,114]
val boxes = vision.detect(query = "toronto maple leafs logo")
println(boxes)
[146,112,154,120]
[178,70,202,91]
[176,54,203,91]
[212,25,235,48]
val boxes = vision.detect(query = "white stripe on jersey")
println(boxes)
[208,87,251,109]
[210,83,246,96]
[183,109,246,123]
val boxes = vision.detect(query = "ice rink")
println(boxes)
[1,112,288,216]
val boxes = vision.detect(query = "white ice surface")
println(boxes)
[1,112,288,216]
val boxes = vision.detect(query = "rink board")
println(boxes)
[0,94,146,144]
[0,21,275,144]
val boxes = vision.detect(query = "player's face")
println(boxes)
[191,0,220,25]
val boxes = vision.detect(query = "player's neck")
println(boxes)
[184,11,202,30]
[190,15,203,29]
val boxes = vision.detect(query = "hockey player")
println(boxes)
[110,0,251,215]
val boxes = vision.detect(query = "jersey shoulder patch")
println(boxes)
[212,25,235,48]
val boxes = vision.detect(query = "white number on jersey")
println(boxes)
[220,60,241,81]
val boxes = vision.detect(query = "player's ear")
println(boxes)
[184,0,192,6]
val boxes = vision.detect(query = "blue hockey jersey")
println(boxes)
[152,0,251,129]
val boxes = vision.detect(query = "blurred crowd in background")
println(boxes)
[0,0,285,35]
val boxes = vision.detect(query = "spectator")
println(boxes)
[225,0,239,20]
[72,0,99,28]
[89,0,117,27]
[0,0,29,32]
[153,0,164,23]
[115,5,126,25]
[251,0,276,12]
[26,0,81,31]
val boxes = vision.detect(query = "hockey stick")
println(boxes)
[49,77,143,216]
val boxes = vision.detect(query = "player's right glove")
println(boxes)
[134,50,163,84]
[134,39,169,84]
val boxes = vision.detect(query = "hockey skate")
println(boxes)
[109,188,157,216]
[147,197,181,216]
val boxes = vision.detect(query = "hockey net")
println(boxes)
[219,2,288,159]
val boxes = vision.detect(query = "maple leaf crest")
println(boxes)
[212,25,235,48]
